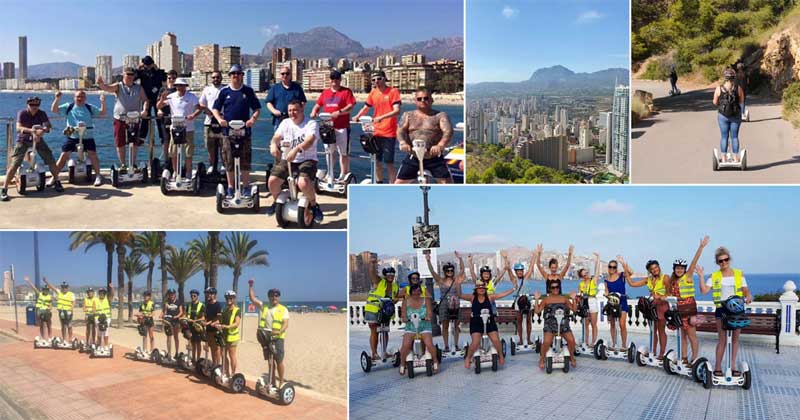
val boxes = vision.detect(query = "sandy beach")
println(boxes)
[0,305,346,404]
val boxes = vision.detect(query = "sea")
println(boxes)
[0,92,464,179]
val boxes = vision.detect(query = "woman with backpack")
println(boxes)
[712,68,745,163]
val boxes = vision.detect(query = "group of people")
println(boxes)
[2,56,456,205]
[364,237,753,377]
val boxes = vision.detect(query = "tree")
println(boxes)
[159,231,167,306]
[111,232,135,327]
[163,246,202,304]
[190,234,214,290]
[69,232,115,289]
[209,231,220,289]
[123,253,147,320]
[132,231,162,293]
[220,232,269,296]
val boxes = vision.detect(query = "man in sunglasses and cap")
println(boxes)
[2,96,62,201]
[396,87,454,184]
[248,279,290,387]
[266,64,307,128]
[354,70,401,183]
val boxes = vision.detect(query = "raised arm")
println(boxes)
[42,276,55,292]
[50,91,62,113]
[559,245,574,278]
[248,279,263,309]
[524,251,536,280]
[532,291,543,314]
[454,251,466,284]
[97,94,107,117]
[368,256,380,286]
[534,244,547,279]
[617,255,639,286]
[696,266,712,295]
[23,276,40,294]
[425,253,443,285]
[687,236,710,279]
[96,76,118,94]
[591,252,601,282]
[467,255,478,282]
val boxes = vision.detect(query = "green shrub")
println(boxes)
[641,59,671,80]
[781,81,800,127]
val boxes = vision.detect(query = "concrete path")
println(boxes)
[0,320,346,420]
[632,80,800,183]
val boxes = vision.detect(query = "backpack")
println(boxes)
[718,84,740,118]
[66,102,93,116]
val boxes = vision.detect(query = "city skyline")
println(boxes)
[0,0,462,67]
[348,185,800,273]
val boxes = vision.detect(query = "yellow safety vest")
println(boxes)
[268,304,288,339]
[83,297,96,314]
[365,279,399,313]
[223,306,240,343]
[36,293,52,310]
[56,291,75,311]
[711,269,743,307]
[95,297,111,317]
[677,274,695,298]
[579,279,597,296]
[648,274,667,297]
[186,301,204,320]
[404,284,428,298]
[140,301,154,316]
[487,279,496,295]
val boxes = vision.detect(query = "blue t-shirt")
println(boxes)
[212,84,261,123]
[265,82,307,126]
[58,102,100,139]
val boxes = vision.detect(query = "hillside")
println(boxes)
[468,66,628,97]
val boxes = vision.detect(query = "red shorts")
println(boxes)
[113,119,143,148]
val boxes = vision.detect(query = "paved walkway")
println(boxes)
[0,320,346,420]
[349,328,800,420]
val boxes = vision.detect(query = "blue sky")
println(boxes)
[0,0,463,66]
[467,0,630,83]
[0,231,346,301]
[349,186,799,273]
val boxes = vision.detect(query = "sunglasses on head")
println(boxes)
[416,96,431,102]
[717,257,730,264]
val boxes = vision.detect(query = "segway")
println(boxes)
[438,298,467,362]
[90,315,113,358]
[67,121,94,184]
[15,124,47,195]
[110,111,150,187]
[176,318,205,371]
[360,298,401,372]
[133,316,160,362]
[508,290,538,356]
[593,293,636,362]
[255,328,295,405]
[357,116,381,184]
[215,120,259,213]
[160,116,204,195]
[669,88,681,96]
[544,305,572,374]
[701,296,752,390]
[712,148,747,171]
[155,318,180,367]
[212,339,246,393]
[33,336,55,349]
[273,135,314,229]
[634,296,666,369]
[662,296,708,381]
[472,308,500,374]
[404,312,436,378]
[411,139,432,184]
[316,112,355,197]
[573,295,594,357]
[195,329,222,378]
[202,118,226,186]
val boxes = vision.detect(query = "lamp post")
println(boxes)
[418,186,441,336]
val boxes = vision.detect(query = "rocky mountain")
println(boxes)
[380,37,463,61]
[25,62,82,79]
[468,65,629,97]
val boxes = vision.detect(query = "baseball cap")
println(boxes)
[329,70,342,80]
[142,56,155,65]
[228,64,244,74]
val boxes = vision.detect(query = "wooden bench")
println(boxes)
[694,310,782,354]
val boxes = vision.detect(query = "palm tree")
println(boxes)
[159,231,167,306]
[190,235,213,290]
[209,231,220,289]
[69,232,115,288]
[123,253,147,320]
[163,246,202,304]
[132,232,162,293]
[111,232,136,327]
[220,232,269,296]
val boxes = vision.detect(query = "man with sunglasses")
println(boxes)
[266,64,307,128]
[354,70,401,183]
[199,71,225,175]
[98,68,149,170]
[248,279,290,387]
[396,87,454,184]
[135,56,168,150]
[310,70,356,181]
[211,64,261,197]
[2,96,62,200]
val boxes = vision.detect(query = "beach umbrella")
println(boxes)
[314,305,323,311]
[328,305,337,311]
[340,307,347,312]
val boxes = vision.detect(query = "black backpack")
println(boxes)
[66,102,93,116]
[718,84,740,118]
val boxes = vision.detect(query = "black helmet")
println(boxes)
[645,260,660,271]
[205,287,217,295]
[268,288,281,297]
[190,289,199,296]
[144,290,151,296]
[382,267,396,276]
[479,266,491,275]
[443,262,455,273]
[60,282,69,288]
[664,308,683,331]
[86,287,94,293]
[407,271,420,281]
[167,288,176,294]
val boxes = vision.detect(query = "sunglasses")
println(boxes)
[212,76,222,79]
[230,72,243,76]
[28,103,40,107]
[416,97,432,102]
[125,73,135,76]
[280,72,290,76]
[717,257,730,264]
[608,265,618,269]
[371,77,383,81]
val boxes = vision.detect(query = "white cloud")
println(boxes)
[51,48,76,58]
[260,24,280,38]
[576,10,604,24]
[588,199,633,214]
[501,6,518,18]
[460,234,506,249]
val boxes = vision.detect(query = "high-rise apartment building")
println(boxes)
[147,33,179,72]
[517,136,568,171]
[18,36,27,81]
[271,47,291,80]
[2,62,14,79]
[401,54,425,65]
[375,54,395,69]
[193,44,219,73]
[611,85,630,175]
[342,70,370,92]
[79,66,95,83]
[220,46,241,84]
[96,55,112,83]
[123,55,140,70]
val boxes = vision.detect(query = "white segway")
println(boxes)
[111,111,150,187]
[255,328,295,405]
[203,119,226,187]
[438,301,467,362]
[360,298,401,372]
[663,297,709,381]
[160,116,204,195]
[472,309,500,374]
[273,137,315,229]
[176,318,204,371]
[154,319,180,367]
[51,336,78,350]
[701,296,752,390]
[133,316,160,362]
[544,305,572,374]
[33,335,55,349]
[16,124,47,195]
[634,297,666,369]
[573,296,594,357]
[215,120,259,213]
[316,112,355,197]
[593,293,636,362]
[508,291,538,356]
[212,340,247,393]
[67,121,94,184]
[357,116,381,184]
[712,149,747,171]
[411,139,432,184]
[90,315,113,358]
[195,330,221,378]
[404,312,435,378]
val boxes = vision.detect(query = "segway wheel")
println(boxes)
[142,167,149,184]
[72,338,79,349]
[627,343,636,363]
[297,205,315,229]
[86,165,93,183]
[275,202,288,227]
[360,351,372,373]
[37,174,45,191]
[279,383,295,405]
[151,159,161,184]
[195,358,206,376]
[712,154,719,171]
[231,374,246,393]
[593,341,604,360]
[160,176,169,195]
[742,370,752,390]
[18,174,27,195]
[702,366,713,389]
[510,338,516,356]
[255,381,262,395]
[407,360,415,379]
[111,166,119,188]
[636,351,646,367]
[216,191,224,214]
[545,356,553,374]
[252,186,260,213]
[110,346,114,358]
[491,353,498,372]
[474,356,481,374]
[741,153,747,171]
[69,166,76,184]
[663,355,675,375]
[501,338,507,358]
[343,175,356,198]
[692,357,708,383]
[153,350,162,364]
[426,358,433,376]
[535,338,541,354]
[392,352,401,368]
[563,359,570,373]
[196,162,205,191]
[435,344,442,363]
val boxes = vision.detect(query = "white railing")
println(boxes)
[349,281,800,347]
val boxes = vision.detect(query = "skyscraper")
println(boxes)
[18,36,27,81]
[601,111,613,165]
[2,62,14,79]
[271,47,291,80]
[123,55,140,70]
[96,55,112,83]
[611,85,630,175]
[193,44,219,73]
[147,33,179,72]
[220,46,241,84]
[79,66,95,83]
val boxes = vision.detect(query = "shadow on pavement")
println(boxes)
[654,87,781,114]
[746,155,800,171]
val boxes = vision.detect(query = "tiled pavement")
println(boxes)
[349,328,800,420]
[0,320,346,420]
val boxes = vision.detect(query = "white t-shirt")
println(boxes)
[705,275,748,300]
[199,85,222,125]
[276,117,320,163]
[166,92,199,132]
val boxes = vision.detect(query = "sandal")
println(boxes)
[681,358,690,365]
[732,370,741,377]
[444,347,450,353]
[713,370,723,376]
[399,364,406,376]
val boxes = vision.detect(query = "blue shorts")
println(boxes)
[62,137,97,153]
[397,155,452,181]
[374,137,396,164]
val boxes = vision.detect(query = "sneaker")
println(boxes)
[265,202,277,216]
[93,175,103,187]
[53,181,64,193]
[0,189,8,201]
[242,186,250,198]
[119,164,128,174]
[312,204,324,223]
[226,187,234,199]
[46,177,56,187]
